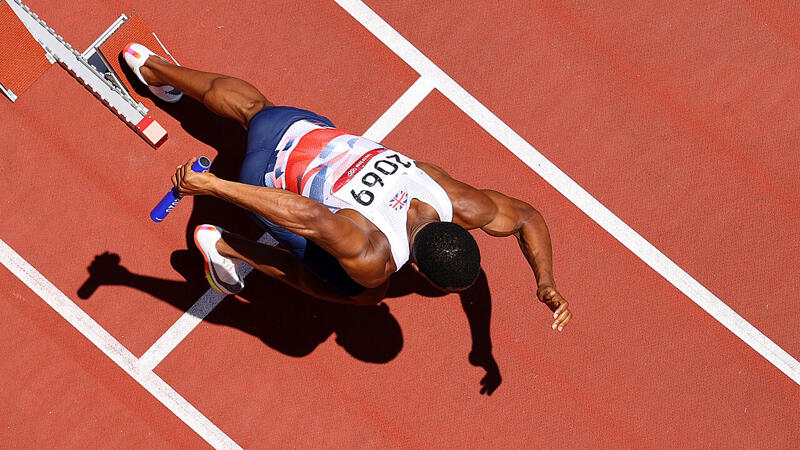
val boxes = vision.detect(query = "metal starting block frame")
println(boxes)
[0,83,17,102]
[0,80,17,102]
[82,14,130,94]
[3,0,168,148]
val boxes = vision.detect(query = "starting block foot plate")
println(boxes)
[0,1,53,101]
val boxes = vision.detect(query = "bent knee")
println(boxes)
[240,97,270,127]
[204,77,271,127]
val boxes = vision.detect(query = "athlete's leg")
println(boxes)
[140,56,270,128]
[216,231,386,306]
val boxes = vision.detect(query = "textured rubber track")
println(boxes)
[1,0,798,448]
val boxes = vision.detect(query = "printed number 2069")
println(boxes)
[350,153,412,206]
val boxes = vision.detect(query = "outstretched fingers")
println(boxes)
[552,304,572,331]
[540,286,572,332]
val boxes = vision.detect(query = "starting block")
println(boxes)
[0,1,52,100]
[0,0,174,148]
[96,14,181,112]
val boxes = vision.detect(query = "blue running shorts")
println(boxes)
[238,106,367,297]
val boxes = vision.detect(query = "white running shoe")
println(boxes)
[194,225,244,295]
[122,43,183,103]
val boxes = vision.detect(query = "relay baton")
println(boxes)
[150,156,212,222]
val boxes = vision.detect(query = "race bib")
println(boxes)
[332,149,414,207]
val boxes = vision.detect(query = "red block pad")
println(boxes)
[0,1,52,101]
[98,14,175,112]
[135,113,168,148]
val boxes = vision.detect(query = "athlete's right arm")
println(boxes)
[172,159,371,262]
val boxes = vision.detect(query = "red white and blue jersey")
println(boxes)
[268,120,453,269]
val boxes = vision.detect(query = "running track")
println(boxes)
[1,0,798,447]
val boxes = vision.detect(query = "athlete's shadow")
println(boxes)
[78,251,403,363]
[385,266,501,395]
[78,252,500,394]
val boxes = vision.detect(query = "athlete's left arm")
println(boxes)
[417,162,572,331]
[477,190,572,331]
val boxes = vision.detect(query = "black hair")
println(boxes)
[411,222,481,290]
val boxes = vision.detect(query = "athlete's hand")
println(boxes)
[537,284,572,331]
[172,158,217,196]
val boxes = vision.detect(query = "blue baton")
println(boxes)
[150,156,212,222]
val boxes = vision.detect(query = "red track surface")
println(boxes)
[1,0,798,447]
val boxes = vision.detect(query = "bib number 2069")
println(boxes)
[350,153,411,206]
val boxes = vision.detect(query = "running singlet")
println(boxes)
[268,120,453,269]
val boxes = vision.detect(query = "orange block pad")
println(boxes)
[0,1,53,100]
[98,14,173,111]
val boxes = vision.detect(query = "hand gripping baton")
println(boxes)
[150,156,212,222]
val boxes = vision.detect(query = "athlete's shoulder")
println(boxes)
[333,208,396,284]
[415,161,497,229]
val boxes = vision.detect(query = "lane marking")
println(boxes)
[138,75,429,369]
[139,233,276,370]
[152,32,180,66]
[363,75,435,142]
[332,0,800,385]
[0,238,242,449]
[139,287,226,370]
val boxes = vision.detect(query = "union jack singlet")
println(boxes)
[268,120,453,270]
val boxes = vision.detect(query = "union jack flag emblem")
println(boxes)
[388,190,408,210]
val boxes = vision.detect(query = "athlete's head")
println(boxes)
[410,221,481,292]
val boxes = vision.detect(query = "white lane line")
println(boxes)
[138,287,226,371]
[0,238,242,450]
[139,233,278,370]
[333,0,800,385]
[139,233,277,370]
[362,75,435,142]
[152,32,180,66]
[139,77,434,370]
